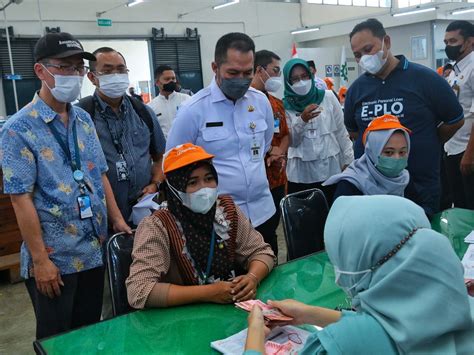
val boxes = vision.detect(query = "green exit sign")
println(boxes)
[97,18,112,27]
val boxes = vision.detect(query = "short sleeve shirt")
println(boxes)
[90,92,166,221]
[0,93,108,278]
[266,94,289,189]
[344,55,464,215]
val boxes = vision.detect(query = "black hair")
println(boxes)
[214,32,255,66]
[254,50,280,71]
[446,20,474,40]
[154,64,174,80]
[89,47,126,71]
[350,18,386,40]
[306,60,316,70]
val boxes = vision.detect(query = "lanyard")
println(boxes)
[202,230,217,284]
[48,119,81,173]
[94,98,125,156]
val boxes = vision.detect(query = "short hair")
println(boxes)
[350,18,386,40]
[307,60,316,70]
[154,64,174,80]
[254,50,280,71]
[214,32,255,66]
[89,47,126,71]
[446,20,474,40]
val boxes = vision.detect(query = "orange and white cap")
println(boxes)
[163,143,214,174]
[362,114,411,145]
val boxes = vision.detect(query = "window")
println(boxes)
[397,0,433,8]
[307,0,390,6]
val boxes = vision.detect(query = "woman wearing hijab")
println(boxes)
[324,114,411,203]
[244,195,474,354]
[283,58,353,203]
[126,143,275,309]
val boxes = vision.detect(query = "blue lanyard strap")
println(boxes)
[48,119,81,172]
[203,230,217,283]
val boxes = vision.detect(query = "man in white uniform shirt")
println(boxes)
[166,32,276,252]
[444,20,474,209]
[148,65,190,137]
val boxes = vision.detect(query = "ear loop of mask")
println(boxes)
[161,149,184,203]
[334,267,372,294]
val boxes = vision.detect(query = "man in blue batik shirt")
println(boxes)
[345,19,464,216]
[0,32,130,339]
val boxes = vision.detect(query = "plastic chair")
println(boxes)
[106,231,135,317]
[280,188,329,261]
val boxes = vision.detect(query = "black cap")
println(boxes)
[34,32,96,62]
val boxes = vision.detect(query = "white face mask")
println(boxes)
[167,181,218,214]
[290,79,312,96]
[334,266,372,298]
[261,70,282,93]
[42,65,83,103]
[97,73,130,99]
[359,38,387,75]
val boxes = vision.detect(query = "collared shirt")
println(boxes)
[147,91,190,138]
[266,94,289,189]
[0,93,108,278]
[344,55,464,215]
[445,51,474,156]
[166,79,276,227]
[91,92,166,221]
[287,91,353,184]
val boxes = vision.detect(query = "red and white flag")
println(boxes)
[291,43,298,58]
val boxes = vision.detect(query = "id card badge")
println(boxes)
[307,128,318,139]
[274,117,280,134]
[250,138,261,162]
[116,160,130,181]
[78,195,93,219]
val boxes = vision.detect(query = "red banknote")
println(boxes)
[235,300,293,322]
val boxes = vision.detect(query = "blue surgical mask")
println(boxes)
[376,156,408,178]
[42,65,83,103]
[97,73,130,99]
[219,77,252,100]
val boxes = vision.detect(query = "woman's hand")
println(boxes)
[209,281,234,304]
[267,299,311,325]
[230,274,258,302]
[300,104,321,123]
[245,305,270,353]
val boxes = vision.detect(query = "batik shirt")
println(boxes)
[0,93,108,278]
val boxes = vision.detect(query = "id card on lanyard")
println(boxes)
[48,118,93,220]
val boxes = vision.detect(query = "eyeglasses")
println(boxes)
[42,63,89,75]
[94,68,130,76]
[289,73,310,84]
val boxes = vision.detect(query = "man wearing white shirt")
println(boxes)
[166,32,276,253]
[444,21,474,209]
[148,65,190,137]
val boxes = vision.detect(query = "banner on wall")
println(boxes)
[340,46,348,88]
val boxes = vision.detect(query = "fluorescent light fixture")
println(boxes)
[392,7,436,17]
[451,8,474,16]
[126,0,144,7]
[291,27,320,35]
[213,0,239,10]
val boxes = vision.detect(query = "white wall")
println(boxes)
[0,0,421,115]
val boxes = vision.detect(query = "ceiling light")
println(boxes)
[451,8,474,16]
[291,27,320,35]
[392,7,436,17]
[126,0,144,8]
[213,0,239,10]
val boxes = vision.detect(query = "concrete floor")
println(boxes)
[0,225,287,354]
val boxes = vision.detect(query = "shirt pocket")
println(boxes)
[202,126,231,142]
[301,113,340,161]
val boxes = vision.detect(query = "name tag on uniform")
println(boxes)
[250,138,261,162]
[306,128,318,139]
[78,195,93,219]
[206,122,224,127]
[274,117,280,134]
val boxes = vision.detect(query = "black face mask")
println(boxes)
[162,81,177,93]
[445,44,464,61]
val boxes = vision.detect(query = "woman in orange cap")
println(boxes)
[323,114,411,202]
[126,143,275,309]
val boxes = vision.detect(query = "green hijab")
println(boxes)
[283,58,325,113]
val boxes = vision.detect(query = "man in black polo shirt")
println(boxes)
[345,19,464,216]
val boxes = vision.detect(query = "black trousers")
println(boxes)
[287,181,336,208]
[255,185,285,257]
[444,152,474,209]
[25,266,105,339]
